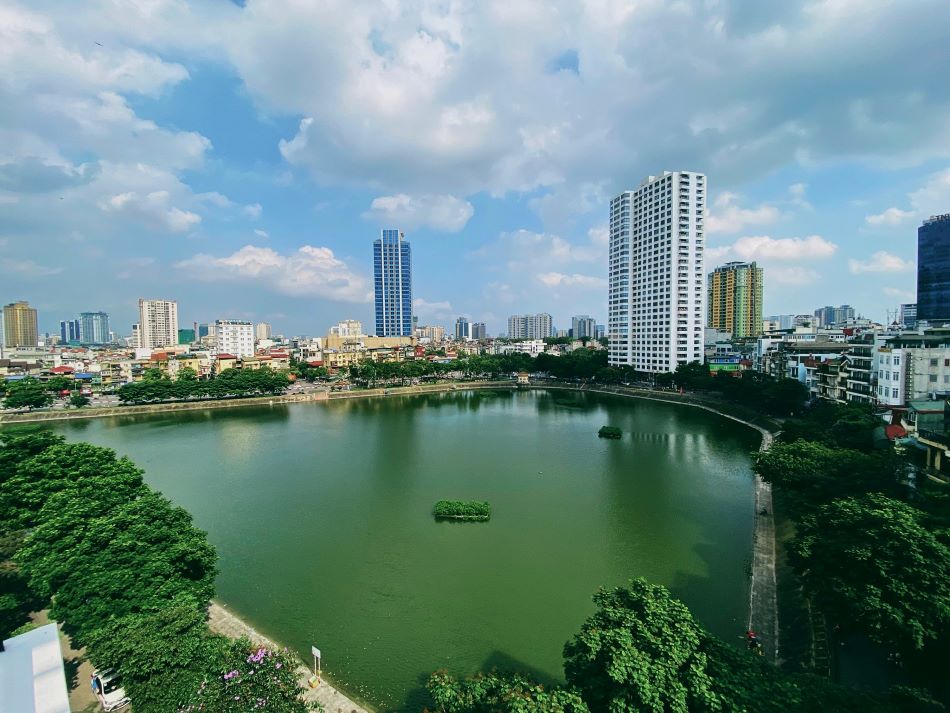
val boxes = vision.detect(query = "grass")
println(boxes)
[433,500,491,521]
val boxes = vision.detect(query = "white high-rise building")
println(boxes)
[507,313,554,339]
[215,319,255,358]
[329,319,364,338]
[255,322,272,341]
[137,299,179,351]
[608,171,706,372]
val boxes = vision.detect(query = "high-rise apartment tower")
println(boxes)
[608,171,706,372]
[707,262,763,338]
[373,229,413,337]
[3,301,38,348]
[137,299,179,350]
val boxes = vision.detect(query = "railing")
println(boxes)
[919,429,950,448]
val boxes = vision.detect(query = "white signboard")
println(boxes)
[311,646,321,659]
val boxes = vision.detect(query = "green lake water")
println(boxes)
[41,389,760,711]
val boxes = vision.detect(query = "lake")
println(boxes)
[42,388,760,710]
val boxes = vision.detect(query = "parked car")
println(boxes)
[92,669,130,711]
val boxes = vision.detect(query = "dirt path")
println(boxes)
[748,431,779,663]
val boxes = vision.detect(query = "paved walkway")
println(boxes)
[208,603,371,713]
[748,431,780,663]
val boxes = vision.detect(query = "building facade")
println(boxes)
[707,261,763,338]
[79,311,110,345]
[507,314,554,339]
[571,315,597,340]
[373,229,413,337]
[60,319,81,344]
[215,319,255,358]
[471,322,487,340]
[137,299,179,350]
[3,301,38,348]
[455,317,470,340]
[813,304,855,327]
[255,322,272,341]
[875,328,950,407]
[329,319,364,338]
[918,214,950,324]
[608,171,706,372]
[900,303,918,329]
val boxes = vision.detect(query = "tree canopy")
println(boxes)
[2,378,53,410]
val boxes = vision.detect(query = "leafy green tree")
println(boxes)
[3,378,53,410]
[178,637,314,713]
[69,393,90,408]
[0,442,146,530]
[790,494,950,650]
[427,671,589,713]
[563,578,722,713]
[177,366,199,381]
[19,490,217,644]
[0,431,64,487]
[0,530,45,639]
[142,367,168,382]
[45,376,74,393]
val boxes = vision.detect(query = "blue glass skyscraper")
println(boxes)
[918,214,950,323]
[373,229,413,337]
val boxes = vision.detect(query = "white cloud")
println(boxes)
[243,202,263,219]
[174,245,370,302]
[770,267,821,285]
[365,194,474,232]
[254,229,269,239]
[100,190,201,233]
[788,182,811,209]
[711,234,838,261]
[536,272,606,289]
[413,297,455,321]
[848,251,914,274]
[865,207,914,226]
[883,286,915,300]
[706,193,780,234]
[0,258,63,277]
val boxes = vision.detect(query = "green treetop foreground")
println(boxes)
[434,500,491,521]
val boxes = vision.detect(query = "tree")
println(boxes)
[563,578,722,713]
[790,494,950,651]
[0,431,64,487]
[142,367,168,382]
[45,376,74,393]
[3,378,53,410]
[69,393,90,408]
[177,366,199,381]
[178,637,314,713]
[427,671,589,713]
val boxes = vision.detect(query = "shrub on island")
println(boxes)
[434,500,491,521]
[598,426,622,439]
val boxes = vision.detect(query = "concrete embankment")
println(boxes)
[208,603,373,713]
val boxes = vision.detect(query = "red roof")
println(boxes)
[50,365,74,374]
[217,353,237,360]
[884,424,907,440]
[307,360,324,367]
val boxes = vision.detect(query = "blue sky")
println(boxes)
[2,0,949,337]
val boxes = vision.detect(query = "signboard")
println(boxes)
[311,646,321,659]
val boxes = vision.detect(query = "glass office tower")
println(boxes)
[918,214,950,323]
[373,229,413,337]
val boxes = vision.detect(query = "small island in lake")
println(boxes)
[434,500,491,521]
[598,426,622,439]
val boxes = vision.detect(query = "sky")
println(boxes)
[2,0,949,337]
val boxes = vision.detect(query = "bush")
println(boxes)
[598,426,622,439]
[433,500,491,521]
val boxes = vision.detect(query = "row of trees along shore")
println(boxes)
[0,432,311,712]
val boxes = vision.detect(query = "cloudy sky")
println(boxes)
[2,0,948,336]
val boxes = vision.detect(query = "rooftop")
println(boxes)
[0,624,70,713]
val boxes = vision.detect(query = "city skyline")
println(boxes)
[1,2,947,335]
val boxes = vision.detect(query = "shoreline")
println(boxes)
[208,601,374,713]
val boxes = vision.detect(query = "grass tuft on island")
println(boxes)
[598,426,622,439]
[434,500,491,521]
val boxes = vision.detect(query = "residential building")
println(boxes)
[571,315,597,340]
[415,325,446,343]
[373,229,413,337]
[707,261,763,338]
[3,301,38,348]
[496,339,546,356]
[814,305,855,328]
[766,314,796,330]
[507,313,554,339]
[900,303,918,329]
[137,299,179,350]
[79,311,110,345]
[918,214,950,324]
[608,170,706,372]
[255,322,272,341]
[329,319,364,338]
[875,328,950,407]
[215,319,255,358]
[0,623,71,713]
[455,317,470,340]
[595,324,606,340]
[59,319,81,344]
[471,322,487,340]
